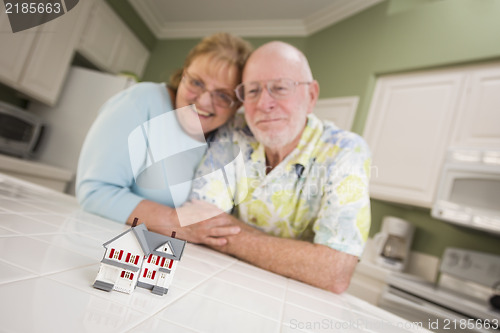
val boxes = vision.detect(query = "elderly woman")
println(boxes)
[76,33,252,244]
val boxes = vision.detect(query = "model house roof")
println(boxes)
[103,223,186,261]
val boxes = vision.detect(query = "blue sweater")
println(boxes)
[76,82,206,222]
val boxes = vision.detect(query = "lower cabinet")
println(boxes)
[0,154,73,193]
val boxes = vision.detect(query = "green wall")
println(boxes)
[142,0,500,259]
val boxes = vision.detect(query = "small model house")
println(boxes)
[93,219,186,296]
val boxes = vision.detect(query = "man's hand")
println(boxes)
[201,212,263,252]
[176,217,241,247]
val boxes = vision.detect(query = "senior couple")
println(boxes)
[77,33,371,293]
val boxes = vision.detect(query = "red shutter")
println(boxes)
[130,273,134,280]
[120,271,125,278]
[161,257,166,267]
[109,249,115,258]
[168,259,173,269]
[134,255,139,265]
[151,271,156,279]
[125,253,131,263]
[143,268,148,278]
[118,250,123,260]
[148,254,152,263]
[156,256,161,265]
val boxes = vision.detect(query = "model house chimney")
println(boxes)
[132,218,138,228]
[171,231,176,238]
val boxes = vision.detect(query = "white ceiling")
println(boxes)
[128,0,384,39]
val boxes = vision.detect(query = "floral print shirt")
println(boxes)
[191,113,371,257]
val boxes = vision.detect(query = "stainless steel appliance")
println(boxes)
[379,248,500,333]
[0,101,45,158]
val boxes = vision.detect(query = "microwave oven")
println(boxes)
[0,101,45,158]
[432,148,500,235]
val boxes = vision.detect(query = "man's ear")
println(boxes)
[307,80,320,114]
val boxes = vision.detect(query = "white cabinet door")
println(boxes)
[364,70,466,207]
[314,96,359,131]
[78,1,149,78]
[0,1,92,105]
[0,10,37,87]
[78,0,122,72]
[451,63,500,149]
[19,0,93,106]
[112,28,149,78]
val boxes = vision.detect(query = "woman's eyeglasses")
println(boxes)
[182,72,237,109]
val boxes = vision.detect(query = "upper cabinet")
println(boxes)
[451,65,500,149]
[314,96,359,131]
[78,1,149,78]
[363,62,500,208]
[0,0,93,106]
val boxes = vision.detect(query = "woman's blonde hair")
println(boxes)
[168,33,253,92]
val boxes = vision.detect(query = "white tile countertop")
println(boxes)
[0,173,431,333]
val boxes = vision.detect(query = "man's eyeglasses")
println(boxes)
[182,71,237,109]
[235,78,312,103]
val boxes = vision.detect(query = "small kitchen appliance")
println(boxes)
[432,147,500,236]
[373,216,415,271]
[0,101,45,159]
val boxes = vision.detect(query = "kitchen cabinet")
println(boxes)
[78,1,149,78]
[0,1,93,106]
[451,64,500,149]
[314,96,359,131]
[0,11,36,88]
[0,153,73,193]
[363,69,465,207]
[363,62,500,208]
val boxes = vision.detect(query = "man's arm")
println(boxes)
[210,214,358,294]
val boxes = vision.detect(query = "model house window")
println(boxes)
[147,254,163,265]
[163,259,173,268]
[120,271,134,280]
[109,248,123,260]
[125,254,139,265]
[143,268,156,280]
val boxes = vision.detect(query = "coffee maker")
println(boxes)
[373,216,415,271]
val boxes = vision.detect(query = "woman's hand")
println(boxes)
[174,200,241,246]
[127,199,241,247]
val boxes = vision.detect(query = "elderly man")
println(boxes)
[190,41,371,294]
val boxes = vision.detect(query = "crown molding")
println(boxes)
[129,0,383,39]
[159,19,308,39]
[304,0,383,35]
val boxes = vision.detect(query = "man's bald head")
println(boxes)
[243,41,313,82]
